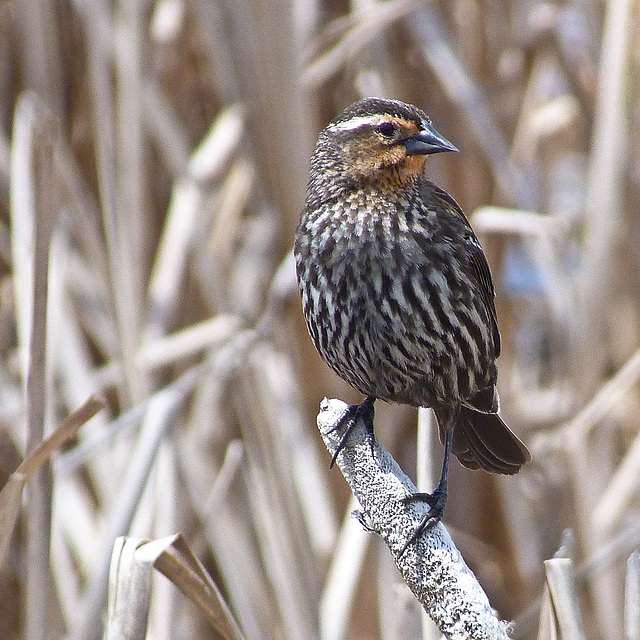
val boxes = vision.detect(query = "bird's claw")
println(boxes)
[329,397,376,468]
[399,486,448,556]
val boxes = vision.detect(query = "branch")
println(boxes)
[317,398,511,640]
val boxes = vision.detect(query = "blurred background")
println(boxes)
[0,0,639,638]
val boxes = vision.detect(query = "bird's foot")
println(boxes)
[328,396,376,468]
[399,483,448,556]
[398,428,452,555]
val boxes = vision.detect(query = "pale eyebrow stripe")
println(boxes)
[327,114,384,132]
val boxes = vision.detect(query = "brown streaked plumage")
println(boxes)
[294,98,530,542]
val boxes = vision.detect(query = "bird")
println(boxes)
[294,97,530,547]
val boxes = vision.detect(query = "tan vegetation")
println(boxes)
[0,0,639,638]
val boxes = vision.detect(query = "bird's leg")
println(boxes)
[399,427,453,555]
[329,396,376,468]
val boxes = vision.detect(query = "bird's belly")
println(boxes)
[345,302,462,407]
[314,257,494,407]
[298,225,496,408]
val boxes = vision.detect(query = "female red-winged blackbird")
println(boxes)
[294,98,530,537]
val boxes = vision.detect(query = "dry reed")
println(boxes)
[0,1,639,639]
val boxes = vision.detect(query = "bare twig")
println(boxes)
[317,398,510,640]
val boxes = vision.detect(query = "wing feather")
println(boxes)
[425,181,501,357]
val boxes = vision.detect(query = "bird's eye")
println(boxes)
[376,122,397,138]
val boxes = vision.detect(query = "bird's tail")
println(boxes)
[436,407,531,475]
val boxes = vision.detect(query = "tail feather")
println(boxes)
[439,407,530,475]
[451,429,480,470]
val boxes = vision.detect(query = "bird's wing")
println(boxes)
[467,240,500,357]
[425,182,501,357]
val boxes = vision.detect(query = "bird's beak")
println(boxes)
[405,122,458,156]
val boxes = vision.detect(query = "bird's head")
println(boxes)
[311,98,457,192]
